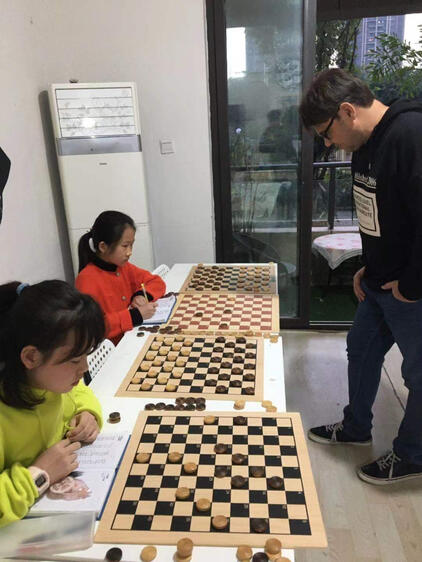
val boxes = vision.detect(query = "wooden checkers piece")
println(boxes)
[105,547,123,561]
[204,415,216,424]
[135,452,151,464]
[237,545,253,561]
[95,411,327,549]
[195,498,211,512]
[212,515,229,530]
[180,264,277,294]
[116,334,264,402]
[175,487,190,500]
[108,412,121,424]
[234,400,246,410]
[265,538,282,555]
[168,451,183,463]
[183,462,197,474]
[140,545,157,561]
[176,537,193,558]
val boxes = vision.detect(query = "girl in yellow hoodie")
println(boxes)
[0,280,105,527]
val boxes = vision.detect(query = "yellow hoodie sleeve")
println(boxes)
[0,463,38,528]
[65,380,103,430]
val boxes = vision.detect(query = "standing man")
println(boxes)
[299,68,422,485]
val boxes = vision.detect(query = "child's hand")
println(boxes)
[133,301,158,320]
[33,438,81,485]
[67,411,100,443]
[131,295,148,308]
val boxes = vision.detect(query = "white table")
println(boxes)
[25,264,295,562]
[312,233,362,270]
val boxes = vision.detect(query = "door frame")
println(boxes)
[206,0,317,328]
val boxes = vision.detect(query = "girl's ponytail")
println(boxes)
[78,231,95,272]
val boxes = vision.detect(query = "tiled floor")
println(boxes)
[282,330,422,562]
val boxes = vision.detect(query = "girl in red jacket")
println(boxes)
[75,210,166,344]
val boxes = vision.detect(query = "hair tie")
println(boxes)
[88,237,95,252]
[16,283,29,296]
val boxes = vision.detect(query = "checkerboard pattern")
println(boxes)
[96,412,326,548]
[180,264,277,294]
[167,293,279,334]
[116,335,264,401]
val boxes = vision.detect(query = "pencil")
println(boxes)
[141,283,149,302]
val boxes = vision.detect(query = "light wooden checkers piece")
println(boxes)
[157,375,168,385]
[211,515,228,530]
[175,487,190,500]
[176,538,193,558]
[140,545,157,561]
[234,400,245,410]
[163,364,173,372]
[270,335,279,343]
[140,382,152,391]
[265,538,282,559]
[180,349,190,356]
[266,405,278,412]
[261,400,273,407]
[172,368,183,379]
[204,415,216,425]
[168,451,183,463]
[183,462,197,474]
[236,545,253,561]
[132,375,142,384]
[165,383,177,392]
[152,359,163,367]
[175,358,186,367]
[195,498,211,512]
[135,452,151,463]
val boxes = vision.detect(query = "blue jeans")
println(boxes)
[343,280,422,465]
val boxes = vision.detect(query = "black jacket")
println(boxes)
[352,99,422,300]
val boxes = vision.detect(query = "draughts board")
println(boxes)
[116,334,264,401]
[95,411,326,548]
[180,264,277,294]
[166,293,279,335]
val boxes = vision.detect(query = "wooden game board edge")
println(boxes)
[115,335,155,397]
[95,411,327,549]
[271,294,280,332]
[289,413,328,549]
[115,335,264,402]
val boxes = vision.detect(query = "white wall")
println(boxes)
[0,0,214,284]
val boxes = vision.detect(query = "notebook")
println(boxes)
[141,294,177,325]
[29,431,129,518]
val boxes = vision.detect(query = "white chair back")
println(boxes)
[86,339,115,384]
[152,264,170,279]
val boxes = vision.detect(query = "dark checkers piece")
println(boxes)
[215,465,229,478]
[155,402,166,410]
[234,416,247,426]
[214,443,228,454]
[196,402,206,411]
[213,346,224,352]
[246,342,255,348]
[219,373,230,381]
[185,397,195,405]
[245,352,256,359]
[144,403,155,410]
[105,547,123,561]
[232,453,247,465]
[225,342,235,348]
[244,373,256,382]
[236,336,247,344]
[205,379,217,387]
[244,363,255,370]
[216,385,228,394]
[137,332,145,337]
[219,323,229,329]
[215,336,226,343]
[184,404,195,411]
[252,553,269,562]
[244,387,255,395]
[268,476,283,489]
[164,404,175,410]
[250,466,265,478]
[194,311,203,317]
[251,518,269,534]
[108,412,120,424]
[231,380,242,388]
[208,367,219,374]
[233,355,243,363]
[221,361,231,369]
[231,475,247,488]
[231,367,242,375]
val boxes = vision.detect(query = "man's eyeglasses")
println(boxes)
[315,111,337,140]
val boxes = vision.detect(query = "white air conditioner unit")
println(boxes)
[49,82,154,276]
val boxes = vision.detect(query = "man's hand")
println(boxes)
[353,266,366,302]
[381,280,416,303]
[67,411,100,443]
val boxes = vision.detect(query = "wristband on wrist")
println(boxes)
[28,466,50,495]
